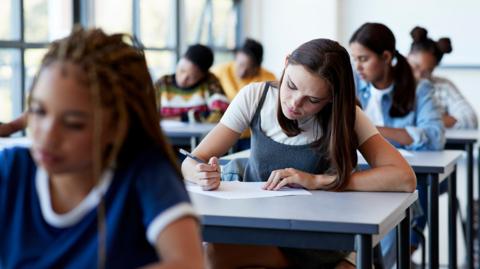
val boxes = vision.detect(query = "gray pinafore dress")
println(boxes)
[222,82,328,182]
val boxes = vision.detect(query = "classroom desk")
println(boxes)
[445,129,479,269]
[0,137,31,150]
[190,190,418,269]
[358,150,463,269]
[160,120,216,149]
[223,149,463,269]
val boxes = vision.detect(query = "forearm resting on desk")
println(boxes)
[347,134,416,192]
[345,167,416,192]
[0,113,27,137]
[376,126,413,146]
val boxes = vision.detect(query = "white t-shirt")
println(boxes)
[220,82,378,146]
[364,83,394,126]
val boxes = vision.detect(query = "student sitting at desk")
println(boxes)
[212,38,277,101]
[408,26,478,129]
[0,45,230,136]
[155,44,229,123]
[350,23,445,151]
[182,38,416,269]
[212,38,277,150]
[349,22,445,265]
[0,27,203,268]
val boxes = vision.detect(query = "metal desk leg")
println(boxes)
[190,136,198,150]
[356,234,373,269]
[398,208,411,269]
[466,143,474,269]
[428,173,439,269]
[448,166,458,269]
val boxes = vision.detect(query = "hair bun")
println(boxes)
[410,26,428,42]
[437,38,452,54]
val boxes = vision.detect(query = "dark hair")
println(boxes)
[350,22,416,117]
[184,44,214,73]
[409,26,452,65]
[238,38,264,66]
[276,38,358,191]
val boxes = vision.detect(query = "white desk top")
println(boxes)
[445,129,479,143]
[160,120,216,138]
[0,137,31,150]
[191,189,417,235]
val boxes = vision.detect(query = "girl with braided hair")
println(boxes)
[0,27,203,268]
[408,26,477,129]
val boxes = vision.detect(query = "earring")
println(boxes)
[391,56,398,67]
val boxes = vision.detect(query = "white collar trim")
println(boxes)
[35,167,114,228]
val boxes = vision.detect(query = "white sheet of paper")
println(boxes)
[397,149,414,157]
[187,181,311,199]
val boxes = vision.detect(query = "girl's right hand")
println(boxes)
[194,157,221,191]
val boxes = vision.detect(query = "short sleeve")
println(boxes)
[0,149,7,184]
[0,147,36,237]
[355,106,379,146]
[134,151,197,245]
[219,82,266,133]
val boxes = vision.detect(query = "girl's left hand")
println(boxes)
[262,168,335,190]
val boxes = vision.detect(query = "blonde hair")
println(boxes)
[28,26,180,268]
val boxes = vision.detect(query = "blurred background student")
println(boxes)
[350,22,444,151]
[349,22,445,267]
[212,38,276,101]
[155,44,229,123]
[408,26,478,129]
[212,38,276,150]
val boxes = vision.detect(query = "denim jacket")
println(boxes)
[355,73,445,151]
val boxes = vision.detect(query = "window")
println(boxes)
[184,0,239,64]
[0,0,241,125]
[88,0,241,80]
[0,0,73,124]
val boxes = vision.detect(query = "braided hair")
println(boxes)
[27,26,180,268]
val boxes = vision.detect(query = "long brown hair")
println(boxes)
[27,26,180,268]
[276,39,358,191]
[350,22,416,117]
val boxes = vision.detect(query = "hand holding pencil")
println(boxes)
[180,148,221,191]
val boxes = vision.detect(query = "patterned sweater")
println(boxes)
[154,73,229,122]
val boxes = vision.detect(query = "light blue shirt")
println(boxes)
[355,73,445,151]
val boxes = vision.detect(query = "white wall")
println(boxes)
[337,0,480,126]
[242,0,338,76]
[338,0,480,66]
[243,0,480,120]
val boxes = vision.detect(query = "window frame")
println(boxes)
[0,0,242,124]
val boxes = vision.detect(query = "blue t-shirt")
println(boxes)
[0,147,196,269]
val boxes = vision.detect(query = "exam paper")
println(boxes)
[397,149,414,157]
[187,181,311,199]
